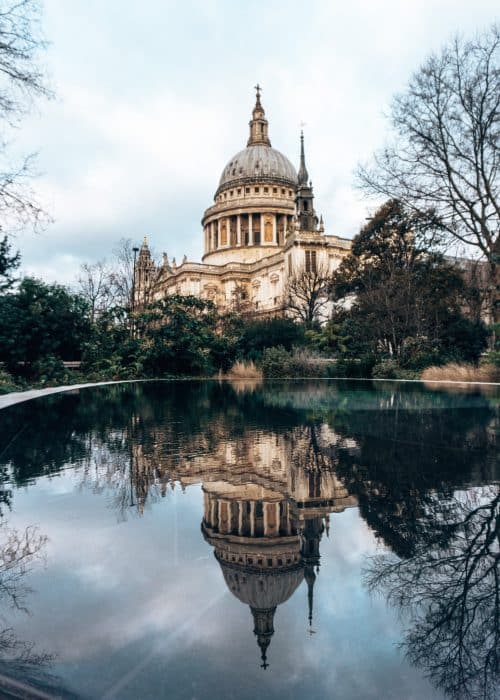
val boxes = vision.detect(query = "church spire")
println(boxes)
[297,130,309,185]
[295,130,318,232]
[251,606,276,670]
[247,84,271,147]
[304,565,316,629]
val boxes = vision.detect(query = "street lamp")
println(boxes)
[131,245,139,335]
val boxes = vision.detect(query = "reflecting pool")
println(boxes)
[0,379,498,699]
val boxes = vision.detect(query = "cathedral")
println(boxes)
[134,87,351,316]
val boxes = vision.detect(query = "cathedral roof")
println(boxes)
[217,87,298,193]
[218,145,297,191]
[219,559,304,609]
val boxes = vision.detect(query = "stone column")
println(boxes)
[217,219,221,249]
[238,501,243,535]
[263,501,268,535]
[250,501,255,537]
[237,215,241,247]
[249,213,253,246]
[260,213,264,246]
[273,214,277,245]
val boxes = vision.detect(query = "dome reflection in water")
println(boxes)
[0,379,498,700]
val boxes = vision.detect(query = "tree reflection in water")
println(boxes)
[365,487,499,700]
[0,379,498,698]
[0,522,60,696]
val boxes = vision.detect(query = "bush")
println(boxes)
[372,360,400,379]
[260,347,328,378]
[372,360,419,380]
[0,278,91,377]
[240,318,306,361]
[328,354,376,379]
[31,355,70,384]
[0,368,22,394]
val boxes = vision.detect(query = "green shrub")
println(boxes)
[328,354,376,378]
[241,318,306,361]
[372,360,400,379]
[372,360,419,380]
[484,351,500,368]
[31,356,73,385]
[0,368,22,394]
[260,347,328,378]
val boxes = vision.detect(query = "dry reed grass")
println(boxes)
[224,360,263,380]
[421,362,499,383]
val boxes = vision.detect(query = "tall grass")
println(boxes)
[224,360,263,380]
[421,362,499,383]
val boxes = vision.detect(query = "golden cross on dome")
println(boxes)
[254,83,262,99]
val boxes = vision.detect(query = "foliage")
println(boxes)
[0,277,91,377]
[484,323,500,367]
[136,295,219,376]
[372,360,418,380]
[305,319,350,355]
[237,317,306,360]
[82,295,233,378]
[331,200,489,371]
[327,355,377,379]
[260,347,328,378]
[0,367,21,394]
[0,235,20,291]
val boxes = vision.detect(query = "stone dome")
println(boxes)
[219,559,304,609]
[217,145,298,192]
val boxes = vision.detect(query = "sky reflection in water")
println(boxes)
[0,379,498,700]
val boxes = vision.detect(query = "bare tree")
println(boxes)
[0,522,58,693]
[107,238,135,308]
[0,523,46,613]
[108,238,162,310]
[283,263,329,324]
[77,259,116,322]
[230,282,252,315]
[365,488,499,700]
[0,0,52,231]
[358,25,500,323]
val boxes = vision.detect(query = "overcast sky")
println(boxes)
[11,0,499,285]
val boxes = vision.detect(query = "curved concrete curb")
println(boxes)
[0,380,134,411]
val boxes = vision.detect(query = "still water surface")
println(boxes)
[0,380,498,700]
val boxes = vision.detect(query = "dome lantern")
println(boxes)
[247,84,271,147]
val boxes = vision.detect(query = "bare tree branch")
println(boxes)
[283,262,330,325]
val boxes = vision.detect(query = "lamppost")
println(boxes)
[131,245,139,336]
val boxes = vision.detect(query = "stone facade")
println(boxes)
[135,87,351,317]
